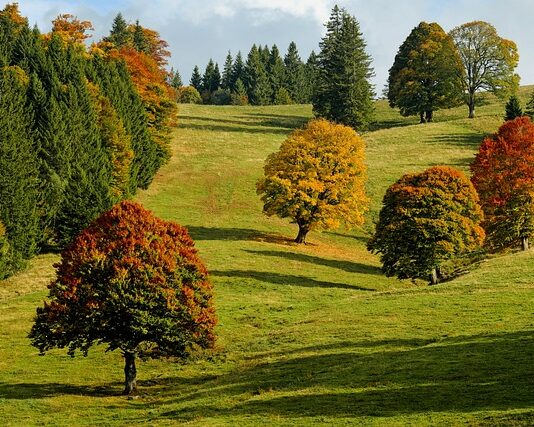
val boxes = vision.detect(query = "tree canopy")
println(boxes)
[257,118,368,243]
[368,166,485,284]
[388,22,464,123]
[450,21,519,118]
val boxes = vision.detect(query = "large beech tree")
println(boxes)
[388,22,464,123]
[368,166,485,284]
[29,201,217,395]
[257,119,368,243]
[471,116,534,251]
[450,21,519,119]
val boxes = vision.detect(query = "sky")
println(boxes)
[16,0,534,92]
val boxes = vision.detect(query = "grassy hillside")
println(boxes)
[1,90,533,426]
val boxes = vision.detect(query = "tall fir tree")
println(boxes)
[313,6,375,129]
[244,44,271,105]
[132,20,148,53]
[107,13,129,48]
[190,65,202,91]
[202,59,220,93]
[169,67,182,89]
[268,44,286,103]
[303,50,319,103]
[231,51,245,91]
[221,51,233,90]
[284,42,306,103]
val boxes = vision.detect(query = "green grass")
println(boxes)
[1,92,533,426]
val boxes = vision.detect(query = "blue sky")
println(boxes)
[17,0,534,92]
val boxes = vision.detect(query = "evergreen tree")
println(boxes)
[303,50,319,103]
[0,66,41,274]
[526,91,534,120]
[169,67,182,89]
[313,6,375,129]
[260,44,270,67]
[231,51,245,91]
[221,51,233,90]
[202,59,220,93]
[504,95,522,121]
[244,44,271,106]
[231,78,248,105]
[268,44,285,103]
[107,13,129,48]
[132,20,148,53]
[284,42,306,103]
[190,65,202,91]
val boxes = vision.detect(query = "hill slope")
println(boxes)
[1,92,533,426]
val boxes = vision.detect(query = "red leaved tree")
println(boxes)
[29,201,217,395]
[471,116,534,251]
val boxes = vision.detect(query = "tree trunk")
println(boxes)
[123,351,137,395]
[430,268,439,285]
[468,93,475,118]
[419,111,426,123]
[521,236,529,251]
[295,224,309,244]
[425,110,433,122]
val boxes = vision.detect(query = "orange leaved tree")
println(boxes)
[257,118,368,243]
[471,116,534,251]
[29,201,217,395]
[368,166,485,284]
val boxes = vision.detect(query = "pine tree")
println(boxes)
[107,13,129,48]
[303,50,319,103]
[313,6,375,129]
[169,67,182,89]
[244,44,271,106]
[221,51,233,90]
[190,65,202,91]
[284,42,306,103]
[268,45,285,103]
[504,95,522,121]
[231,51,245,91]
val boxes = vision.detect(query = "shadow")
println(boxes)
[186,226,272,242]
[323,231,370,244]
[153,330,534,421]
[0,382,121,399]
[210,269,375,291]
[367,118,418,131]
[429,133,484,149]
[245,250,381,276]
[178,122,293,135]
[242,113,310,130]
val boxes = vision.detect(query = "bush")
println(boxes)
[29,200,217,395]
[230,92,249,105]
[177,86,202,104]
[211,88,232,105]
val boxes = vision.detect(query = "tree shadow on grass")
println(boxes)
[210,269,375,291]
[153,330,534,421]
[245,250,382,276]
[241,113,310,130]
[178,121,292,135]
[0,382,121,399]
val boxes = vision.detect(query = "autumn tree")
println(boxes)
[50,14,93,45]
[257,119,368,243]
[450,21,519,118]
[29,201,217,395]
[313,5,374,129]
[504,95,522,121]
[471,116,534,251]
[368,166,485,284]
[388,22,464,123]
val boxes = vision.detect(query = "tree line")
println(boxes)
[179,42,319,106]
[0,5,177,279]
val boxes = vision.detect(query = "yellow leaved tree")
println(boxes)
[257,119,368,243]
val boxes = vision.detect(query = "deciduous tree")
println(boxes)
[388,22,464,123]
[29,201,217,395]
[368,166,485,284]
[450,21,519,118]
[471,116,534,251]
[257,119,368,243]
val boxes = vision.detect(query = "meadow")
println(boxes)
[1,89,533,426]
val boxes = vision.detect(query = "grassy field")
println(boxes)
[1,90,533,426]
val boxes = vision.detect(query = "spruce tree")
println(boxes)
[303,50,319,103]
[284,42,306,103]
[0,66,40,273]
[314,6,375,129]
[221,51,233,90]
[244,44,271,106]
[268,45,286,103]
[169,67,182,89]
[108,13,129,48]
[526,91,534,120]
[132,20,148,53]
[190,65,202,91]
[231,51,245,91]
[504,95,523,121]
